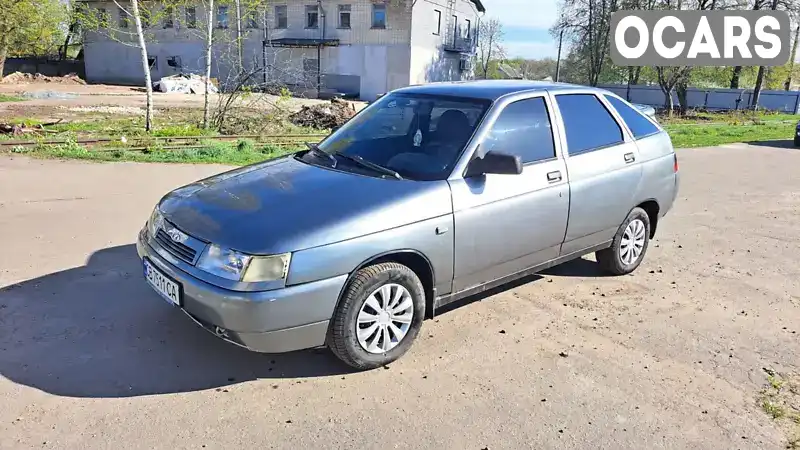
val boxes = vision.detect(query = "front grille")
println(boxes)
[155,229,197,264]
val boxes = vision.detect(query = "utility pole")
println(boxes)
[555,28,564,82]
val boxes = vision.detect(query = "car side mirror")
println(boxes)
[466,151,523,177]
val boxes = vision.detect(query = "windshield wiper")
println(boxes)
[335,153,403,180]
[304,142,336,165]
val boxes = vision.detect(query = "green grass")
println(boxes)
[659,109,799,125]
[12,139,299,165]
[770,375,786,390]
[4,107,797,163]
[0,94,25,102]
[757,371,800,449]
[6,110,327,139]
[47,119,217,138]
[763,399,788,419]
[664,122,795,148]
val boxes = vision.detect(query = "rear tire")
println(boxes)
[596,207,651,276]
[794,136,800,147]
[327,262,425,370]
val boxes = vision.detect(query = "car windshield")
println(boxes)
[303,93,492,181]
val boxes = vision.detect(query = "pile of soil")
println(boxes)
[288,97,356,129]
[1,72,87,85]
[0,119,62,136]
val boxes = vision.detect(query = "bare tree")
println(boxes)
[730,0,768,88]
[656,66,691,115]
[476,18,505,79]
[552,0,618,86]
[784,22,799,90]
[128,0,153,131]
[76,0,174,131]
[203,0,215,129]
[751,0,775,107]
[749,0,798,108]
[672,0,728,114]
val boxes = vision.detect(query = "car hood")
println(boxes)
[158,155,453,255]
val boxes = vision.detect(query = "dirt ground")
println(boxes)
[0,82,367,121]
[1,142,799,449]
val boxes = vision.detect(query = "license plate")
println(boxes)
[143,258,181,306]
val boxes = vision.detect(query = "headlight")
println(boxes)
[243,253,291,282]
[196,244,291,283]
[148,206,164,237]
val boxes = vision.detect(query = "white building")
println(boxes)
[80,0,485,100]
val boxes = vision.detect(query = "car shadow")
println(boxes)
[540,257,612,278]
[0,244,351,399]
[746,139,799,149]
[435,273,545,316]
[436,257,609,316]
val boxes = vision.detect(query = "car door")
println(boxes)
[550,91,644,256]
[448,94,570,294]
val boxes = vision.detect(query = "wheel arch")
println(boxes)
[333,249,437,321]
[635,199,661,239]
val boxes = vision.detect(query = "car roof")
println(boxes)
[390,80,611,101]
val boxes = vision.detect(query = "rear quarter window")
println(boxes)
[555,93,623,155]
[604,95,661,139]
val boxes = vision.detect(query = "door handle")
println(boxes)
[546,170,562,182]
[624,152,636,163]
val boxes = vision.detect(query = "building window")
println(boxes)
[372,3,386,28]
[167,56,182,68]
[118,7,129,28]
[305,5,318,29]
[217,6,229,29]
[96,8,109,28]
[433,9,441,35]
[464,18,471,39]
[274,5,287,29]
[163,6,174,29]
[338,4,351,29]
[451,15,457,39]
[185,6,197,28]
[246,9,259,28]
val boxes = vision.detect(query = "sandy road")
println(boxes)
[1,142,798,449]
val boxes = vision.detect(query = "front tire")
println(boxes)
[327,262,425,370]
[596,207,651,275]
[794,136,800,147]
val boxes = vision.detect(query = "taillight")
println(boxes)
[673,153,678,172]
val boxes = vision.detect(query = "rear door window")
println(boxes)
[604,95,660,139]
[555,94,623,155]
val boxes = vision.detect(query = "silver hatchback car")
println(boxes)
[137,81,680,370]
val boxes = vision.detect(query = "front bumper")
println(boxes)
[136,227,347,353]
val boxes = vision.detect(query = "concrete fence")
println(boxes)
[2,58,86,79]
[599,83,800,114]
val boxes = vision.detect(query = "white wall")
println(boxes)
[81,0,455,99]
[265,0,412,45]
[409,0,479,85]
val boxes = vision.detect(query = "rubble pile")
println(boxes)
[0,119,62,136]
[0,72,86,85]
[288,97,356,129]
[153,73,218,94]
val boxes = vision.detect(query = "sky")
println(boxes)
[486,0,562,60]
